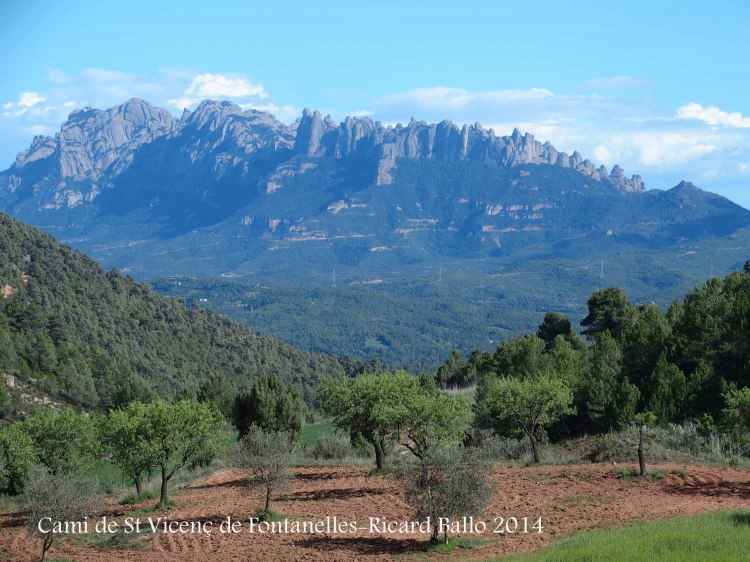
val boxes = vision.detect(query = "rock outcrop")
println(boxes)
[1,98,645,212]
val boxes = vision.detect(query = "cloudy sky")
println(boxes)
[2,0,750,207]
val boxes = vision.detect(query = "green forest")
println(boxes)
[0,212,364,416]
[435,259,750,437]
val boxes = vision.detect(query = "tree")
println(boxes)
[721,386,750,430]
[198,372,236,420]
[643,356,687,423]
[22,467,101,562]
[140,400,224,506]
[581,287,634,342]
[744,259,750,275]
[400,447,490,543]
[0,423,38,494]
[621,303,672,387]
[576,333,639,432]
[493,335,548,378]
[537,312,574,348]
[100,403,159,496]
[435,350,469,388]
[390,390,472,460]
[319,371,424,470]
[474,373,573,463]
[110,371,156,409]
[21,408,98,474]
[634,412,657,476]
[232,426,294,516]
[233,375,304,438]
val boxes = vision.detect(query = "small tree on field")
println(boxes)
[21,408,98,474]
[634,412,657,476]
[400,447,490,543]
[319,371,468,470]
[233,375,304,438]
[140,400,224,506]
[22,467,101,562]
[474,373,573,463]
[100,403,158,496]
[391,390,472,460]
[232,426,294,516]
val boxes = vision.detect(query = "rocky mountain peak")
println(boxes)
[12,98,176,182]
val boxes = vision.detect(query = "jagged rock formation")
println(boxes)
[1,99,645,213]
[292,109,645,191]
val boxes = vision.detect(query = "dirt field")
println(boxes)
[3,462,750,561]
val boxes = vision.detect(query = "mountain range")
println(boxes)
[1,98,749,366]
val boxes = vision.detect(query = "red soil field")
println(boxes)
[3,462,750,561]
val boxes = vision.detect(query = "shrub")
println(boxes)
[22,467,101,561]
[310,435,352,460]
[232,426,295,515]
[399,447,491,543]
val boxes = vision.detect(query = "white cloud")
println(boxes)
[169,73,267,109]
[676,103,750,128]
[633,132,718,167]
[581,76,655,90]
[377,87,555,112]
[2,92,48,116]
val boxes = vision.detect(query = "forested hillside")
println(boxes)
[0,213,352,416]
[435,259,750,435]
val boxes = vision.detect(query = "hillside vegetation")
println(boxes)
[0,213,351,415]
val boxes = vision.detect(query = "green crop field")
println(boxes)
[504,510,750,562]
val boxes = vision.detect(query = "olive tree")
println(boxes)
[22,467,101,562]
[474,373,573,463]
[400,447,491,543]
[232,426,295,516]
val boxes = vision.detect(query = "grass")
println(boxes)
[503,510,750,562]
[118,489,158,505]
[299,421,337,448]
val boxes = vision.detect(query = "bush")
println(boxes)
[399,447,491,543]
[468,430,531,461]
[22,467,101,561]
[310,435,352,460]
[232,426,295,514]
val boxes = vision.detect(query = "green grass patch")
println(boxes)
[504,510,750,562]
[299,422,337,448]
[118,489,158,505]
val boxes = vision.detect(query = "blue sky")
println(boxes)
[2,0,750,206]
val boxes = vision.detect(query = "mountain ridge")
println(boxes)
[1,98,646,216]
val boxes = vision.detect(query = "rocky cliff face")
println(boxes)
[292,109,645,191]
[4,98,176,208]
[1,98,645,212]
